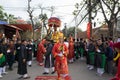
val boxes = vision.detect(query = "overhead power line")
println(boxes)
[3,5,74,10]
[68,2,87,26]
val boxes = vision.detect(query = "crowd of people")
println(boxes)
[74,37,120,77]
[0,35,120,80]
[0,38,36,79]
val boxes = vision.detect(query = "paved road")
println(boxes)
[1,58,113,80]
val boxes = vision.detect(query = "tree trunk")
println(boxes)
[107,21,114,38]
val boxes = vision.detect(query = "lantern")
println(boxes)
[87,22,91,39]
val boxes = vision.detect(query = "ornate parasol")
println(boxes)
[48,17,61,27]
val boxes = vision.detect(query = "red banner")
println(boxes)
[87,22,91,39]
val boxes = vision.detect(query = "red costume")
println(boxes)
[52,42,71,80]
[68,36,74,63]
[111,42,120,80]
[36,39,46,66]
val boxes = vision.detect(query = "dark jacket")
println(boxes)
[105,47,113,61]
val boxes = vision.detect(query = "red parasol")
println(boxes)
[48,17,61,27]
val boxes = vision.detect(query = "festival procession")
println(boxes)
[0,0,120,80]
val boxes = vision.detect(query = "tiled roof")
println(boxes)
[12,24,33,31]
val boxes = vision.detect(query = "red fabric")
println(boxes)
[36,41,46,63]
[115,58,120,79]
[87,22,91,39]
[68,42,74,60]
[111,56,120,80]
[52,42,69,74]
[35,76,58,80]
[113,42,120,49]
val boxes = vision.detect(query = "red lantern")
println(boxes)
[48,17,61,27]
[87,22,91,39]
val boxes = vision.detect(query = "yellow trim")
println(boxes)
[114,53,120,61]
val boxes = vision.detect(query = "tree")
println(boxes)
[74,0,120,38]
[27,0,35,40]
[4,13,15,23]
[98,0,120,38]
[63,27,82,38]
[0,6,5,20]
[39,13,48,33]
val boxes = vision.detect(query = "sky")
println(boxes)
[0,0,104,31]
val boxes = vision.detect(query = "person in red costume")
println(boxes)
[52,37,71,80]
[111,42,120,80]
[36,39,46,66]
[68,34,74,63]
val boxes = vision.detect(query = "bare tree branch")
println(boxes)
[102,0,112,12]
[99,0,108,22]
[115,6,120,16]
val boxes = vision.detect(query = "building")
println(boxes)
[0,20,22,39]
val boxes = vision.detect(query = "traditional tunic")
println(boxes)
[88,43,95,65]
[52,42,69,74]
[15,43,21,61]
[7,43,15,69]
[113,53,120,80]
[26,44,33,61]
[44,42,54,68]
[36,40,46,64]
[17,44,27,75]
[79,41,85,58]
[111,42,120,80]
[68,37,74,62]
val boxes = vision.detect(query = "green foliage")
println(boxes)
[39,13,48,21]
[0,6,4,20]
[0,5,16,23]
[64,27,82,38]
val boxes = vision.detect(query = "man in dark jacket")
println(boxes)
[43,39,55,74]
[17,40,30,79]
[26,40,33,67]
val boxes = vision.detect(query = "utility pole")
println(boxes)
[75,17,77,42]
[64,23,67,37]
[88,0,92,38]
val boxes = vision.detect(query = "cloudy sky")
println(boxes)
[0,0,104,31]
